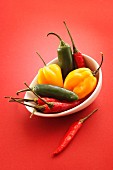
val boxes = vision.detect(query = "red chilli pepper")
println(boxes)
[6,96,83,114]
[36,97,61,105]
[37,100,83,113]
[6,96,64,105]
[63,21,86,68]
[53,108,98,156]
[73,51,86,68]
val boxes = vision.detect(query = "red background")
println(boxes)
[1,0,113,169]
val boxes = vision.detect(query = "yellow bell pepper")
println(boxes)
[64,68,97,99]
[37,64,63,87]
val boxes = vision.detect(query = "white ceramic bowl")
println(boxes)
[24,54,102,117]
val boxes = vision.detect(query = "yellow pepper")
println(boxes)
[64,68,97,99]
[37,64,63,87]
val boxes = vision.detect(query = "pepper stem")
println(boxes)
[16,83,52,108]
[16,88,30,95]
[36,52,46,66]
[63,21,78,53]
[6,96,38,117]
[8,97,38,109]
[93,52,103,76]
[79,108,98,123]
[24,82,53,108]
[47,32,65,46]
[5,96,36,103]
[30,109,36,118]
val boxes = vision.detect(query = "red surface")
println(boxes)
[1,0,113,170]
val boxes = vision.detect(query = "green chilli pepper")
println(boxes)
[47,32,74,79]
[16,84,78,101]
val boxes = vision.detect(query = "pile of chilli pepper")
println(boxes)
[5,22,103,156]
[5,21,103,114]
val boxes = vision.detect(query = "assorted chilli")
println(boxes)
[5,22,103,156]
[5,21,103,115]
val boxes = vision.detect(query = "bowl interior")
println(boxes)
[24,54,102,117]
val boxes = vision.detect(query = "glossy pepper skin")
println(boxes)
[47,32,74,79]
[53,109,98,156]
[63,21,86,69]
[37,63,63,87]
[64,68,97,99]
[57,40,74,79]
[73,52,86,68]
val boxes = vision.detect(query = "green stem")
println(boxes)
[92,52,103,76]
[47,32,65,46]
[16,88,30,95]
[36,52,46,66]
[30,109,36,118]
[79,108,98,123]
[9,97,38,109]
[5,96,31,102]
[63,21,78,53]
[11,97,35,103]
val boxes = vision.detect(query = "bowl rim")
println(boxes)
[24,54,102,117]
